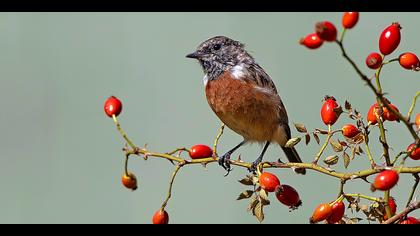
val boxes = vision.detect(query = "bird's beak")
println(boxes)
[186,51,203,59]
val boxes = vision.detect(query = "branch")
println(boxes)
[382,201,420,224]
[334,41,420,145]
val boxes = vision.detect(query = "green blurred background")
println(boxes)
[0,12,418,224]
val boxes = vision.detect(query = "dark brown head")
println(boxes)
[186,36,254,80]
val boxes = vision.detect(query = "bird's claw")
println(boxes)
[218,153,233,177]
[248,159,261,174]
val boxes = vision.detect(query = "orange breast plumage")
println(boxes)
[205,70,283,143]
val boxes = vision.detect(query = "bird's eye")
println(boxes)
[213,44,221,50]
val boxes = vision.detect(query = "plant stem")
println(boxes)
[382,201,420,224]
[161,164,183,210]
[313,125,332,164]
[364,141,376,169]
[407,91,420,121]
[344,193,383,203]
[112,114,136,149]
[406,174,419,208]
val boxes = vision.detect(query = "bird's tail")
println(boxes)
[281,146,306,175]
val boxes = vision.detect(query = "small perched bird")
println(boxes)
[186,36,305,175]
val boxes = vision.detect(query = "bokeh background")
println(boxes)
[0,12,419,224]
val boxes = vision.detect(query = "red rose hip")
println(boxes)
[152,209,169,224]
[121,172,138,191]
[315,21,337,42]
[371,170,399,191]
[327,201,345,224]
[104,96,123,117]
[399,52,420,70]
[259,172,280,192]
[342,12,359,29]
[399,216,420,224]
[366,52,383,69]
[367,103,381,125]
[341,124,360,138]
[415,113,420,128]
[310,203,333,224]
[321,96,340,126]
[383,197,397,220]
[189,144,213,159]
[407,143,420,160]
[275,184,302,208]
[379,22,401,55]
[299,33,324,49]
[383,103,399,122]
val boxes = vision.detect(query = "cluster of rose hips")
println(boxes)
[318,95,419,223]
[300,12,358,49]
[258,172,302,209]
[300,12,420,72]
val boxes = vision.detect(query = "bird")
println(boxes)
[186,36,306,175]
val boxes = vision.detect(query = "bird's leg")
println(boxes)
[249,141,270,173]
[219,140,246,176]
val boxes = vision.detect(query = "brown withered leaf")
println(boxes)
[343,152,351,169]
[305,133,311,145]
[237,190,254,200]
[238,176,254,186]
[351,146,356,160]
[330,139,344,152]
[324,155,339,166]
[333,106,344,118]
[345,100,352,111]
[312,133,320,145]
[357,145,364,154]
[259,189,269,203]
[247,195,259,212]
[253,201,264,223]
[285,137,301,148]
[294,123,308,133]
[315,128,329,135]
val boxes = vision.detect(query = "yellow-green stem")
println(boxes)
[406,174,419,207]
[344,193,383,203]
[313,125,332,164]
[161,164,183,210]
[112,115,136,149]
[407,91,420,121]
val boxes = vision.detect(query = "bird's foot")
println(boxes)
[248,157,263,174]
[218,153,233,176]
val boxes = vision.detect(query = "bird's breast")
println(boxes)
[205,71,282,142]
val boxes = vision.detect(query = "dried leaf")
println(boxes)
[247,196,259,212]
[252,201,264,223]
[345,100,352,111]
[313,133,320,145]
[315,128,329,135]
[333,106,344,118]
[305,133,311,145]
[343,152,351,169]
[324,155,339,165]
[330,139,344,152]
[357,145,364,154]
[259,189,269,203]
[285,137,301,148]
[237,190,254,200]
[351,147,356,160]
[294,123,308,133]
[238,176,254,186]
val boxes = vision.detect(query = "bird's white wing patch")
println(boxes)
[230,64,246,79]
[203,74,209,86]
